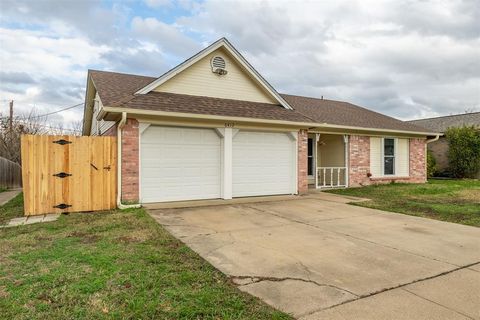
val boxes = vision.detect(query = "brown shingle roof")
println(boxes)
[282,94,432,133]
[407,112,480,133]
[89,70,434,134]
[90,70,155,106]
[121,91,313,123]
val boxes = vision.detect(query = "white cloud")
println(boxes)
[180,0,480,119]
[0,28,109,125]
[144,0,172,8]
[131,17,201,58]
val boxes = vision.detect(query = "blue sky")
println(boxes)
[0,0,479,130]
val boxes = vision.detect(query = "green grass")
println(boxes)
[0,198,291,320]
[327,179,480,227]
[0,187,7,193]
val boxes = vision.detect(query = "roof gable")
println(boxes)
[135,38,293,109]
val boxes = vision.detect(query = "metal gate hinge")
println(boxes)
[53,203,72,210]
[53,139,72,145]
[53,172,72,178]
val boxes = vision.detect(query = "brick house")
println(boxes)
[82,38,439,205]
[408,112,480,177]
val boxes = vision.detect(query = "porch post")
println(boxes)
[344,134,349,187]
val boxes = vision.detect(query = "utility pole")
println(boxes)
[9,100,13,132]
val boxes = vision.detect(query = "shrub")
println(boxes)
[426,150,437,178]
[445,126,480,178]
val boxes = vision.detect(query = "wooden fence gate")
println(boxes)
[21,135,117,216]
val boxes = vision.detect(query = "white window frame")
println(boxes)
[381,137,396,176]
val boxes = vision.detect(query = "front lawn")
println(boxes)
[327,179,480,227]
[0,196,290,320]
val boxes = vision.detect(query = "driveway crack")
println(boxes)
[230,275,359,297]
[309,261,480,315]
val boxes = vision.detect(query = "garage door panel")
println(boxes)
[141,126,221,203]
[233,131,294,197]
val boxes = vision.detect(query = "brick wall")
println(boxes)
[297,129,308,194]
[348,135,371,186]
[409,138,427,183]
[121,119,139,202]
[348,135,427,186]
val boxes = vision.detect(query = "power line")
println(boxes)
[1,102,83,120]
[13,119,81,133]
[29,102,84,119]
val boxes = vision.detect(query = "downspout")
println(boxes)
[117,112,141,209]
[424,134,440,182]
[426,134,440,144]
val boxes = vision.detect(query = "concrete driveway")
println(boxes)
[147,194,480,319]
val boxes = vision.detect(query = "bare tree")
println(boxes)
[70,120,83,135]
[0,112,51,164]
[464,107,478,114]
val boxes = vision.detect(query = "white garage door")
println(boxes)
[140,126,221,203]
[233,131,295,197]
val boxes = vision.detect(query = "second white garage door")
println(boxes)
[140,126,221,203]
[233,131,295,197]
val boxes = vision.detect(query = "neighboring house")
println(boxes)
[82,38,439,204]
[408,112,480,177]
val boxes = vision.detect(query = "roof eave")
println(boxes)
[81,71,95,136]
[102,106,439,136]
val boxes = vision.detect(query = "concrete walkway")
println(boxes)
[148,195,480,319]
[2,213,60,228]
[0,188,21,206]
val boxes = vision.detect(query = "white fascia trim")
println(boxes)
[81,73,95,136]
[134,38,293,110]
[101,106,440,136]
[103,106,315,127]
[309,123,441,136]
[96,107,107,121]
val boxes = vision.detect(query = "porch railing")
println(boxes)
[316,167,347,188]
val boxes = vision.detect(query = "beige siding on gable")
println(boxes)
[153,48,277,104]
[370,137,382,177]
[90,92,115,136]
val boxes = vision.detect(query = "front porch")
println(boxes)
[307,133,348,189]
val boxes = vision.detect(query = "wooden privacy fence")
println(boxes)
[21,135,117,216]
[0,156,22,189]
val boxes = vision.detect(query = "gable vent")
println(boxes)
[211,56,228,75]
